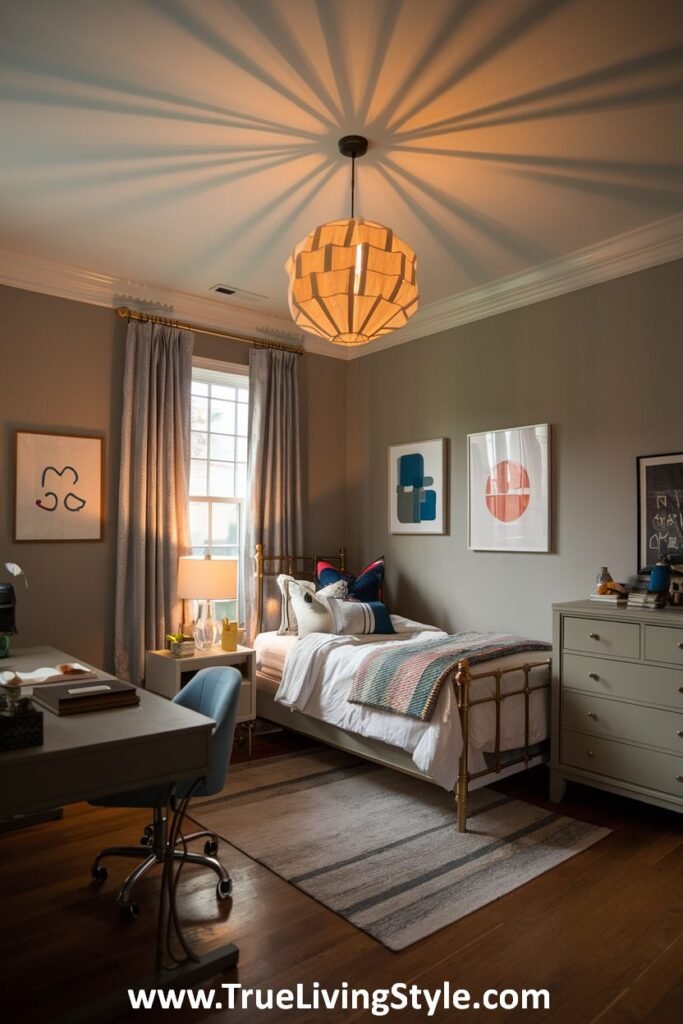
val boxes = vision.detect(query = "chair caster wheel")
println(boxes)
[143,824,154,838]
[204,838,219,856]
[91,865,108,884]
[139,835,152,847]
[217,877,232,900]
[119,902,140,922]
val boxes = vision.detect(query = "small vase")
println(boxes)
[0,636,10,659]
[595,567,613,590]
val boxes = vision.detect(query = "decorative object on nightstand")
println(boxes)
[0,562,26,659]
[145,643,256,756]
[166,633,195,658]
[177,556,238,650]
[221,618,238,652]
[550,600,682,816]
[0,684,43,751]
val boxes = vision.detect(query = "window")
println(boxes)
[189,359,249,624]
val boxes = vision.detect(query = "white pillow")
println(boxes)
[276,574,315,635]
[276,575,347,635]
[289,579,348,636]
[327,596,395,635]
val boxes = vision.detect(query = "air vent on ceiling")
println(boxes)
[210,283,268,304]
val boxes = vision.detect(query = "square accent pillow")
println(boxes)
[277,576,348,636]
[276,574,315,635]
[326,597,395,635]
[316,557,385,603]
[289,580,347,637]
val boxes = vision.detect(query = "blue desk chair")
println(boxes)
[90,667,241,920]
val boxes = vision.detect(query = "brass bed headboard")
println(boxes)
[254,544,346,635]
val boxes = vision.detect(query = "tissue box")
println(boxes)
[0,707,43,751]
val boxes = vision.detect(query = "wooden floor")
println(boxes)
[1,730,681,1023]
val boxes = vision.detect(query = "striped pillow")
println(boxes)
[327,597,395,636]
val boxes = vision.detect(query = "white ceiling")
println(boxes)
[1,0,682,335]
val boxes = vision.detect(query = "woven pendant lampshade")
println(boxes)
[285,137,419,347]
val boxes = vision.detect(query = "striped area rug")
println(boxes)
[193,747,609,951]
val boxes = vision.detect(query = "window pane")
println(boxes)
[209,461,234,497]
[192,381,209,397]
[237,387,248,404]
[191,396,208,430]
[236,436,247,462]
[190,459,207,496]
[189,501,209,551]
[211,384,236,402]
[214,598,238,622]
[236,403,248,436]
[191,431,207,458]
[212,503,240,547]
[235,462,247,498]
[211,399,236,434]
[210,433,235,462]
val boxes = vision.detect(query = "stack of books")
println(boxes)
[32,679,140,716]
[627,591,666,610]
[589,592,627,605]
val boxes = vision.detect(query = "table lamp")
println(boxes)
[177,556,238,650]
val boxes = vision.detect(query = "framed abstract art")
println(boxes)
[14,430,104,542]
[637,451,683,570]
[389,438,447,535]
[468,423,550,552]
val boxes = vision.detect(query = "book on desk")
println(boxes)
[31,679,140,716]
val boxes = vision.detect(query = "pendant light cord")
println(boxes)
[351,154,355,218]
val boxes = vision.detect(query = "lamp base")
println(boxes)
[193,601,220,650]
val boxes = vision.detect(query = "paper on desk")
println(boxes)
[0,664,98,686]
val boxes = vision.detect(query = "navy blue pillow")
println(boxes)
[317,557,384,603]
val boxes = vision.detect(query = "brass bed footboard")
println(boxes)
[454,657,552,832]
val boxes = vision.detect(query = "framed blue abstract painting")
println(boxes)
[389,438,447,535]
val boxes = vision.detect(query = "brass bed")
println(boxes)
[253,544,551,832]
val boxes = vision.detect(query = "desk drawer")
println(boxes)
[644,625,683,667]
[561,653,683,710]
[563,616,639,659]
[562,690,683,753]
[561,730,683,797]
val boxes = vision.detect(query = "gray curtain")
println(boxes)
[115,320,194,683]
[245,347,303,641]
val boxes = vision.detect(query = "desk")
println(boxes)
[0,646,239,1022]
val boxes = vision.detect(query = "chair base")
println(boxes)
[91,805,231,917]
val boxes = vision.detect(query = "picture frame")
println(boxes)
[14,431,104,542]
[468,423,550,552]
[637,451,683,571]
[388,437,448,535]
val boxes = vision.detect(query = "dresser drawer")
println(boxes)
[561,730,683,797]
[562,690,683,753]
[561,653,683,710]
[562,616,640,659]
[644,625,683,667]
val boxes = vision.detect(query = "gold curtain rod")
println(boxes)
[116,307,304,355]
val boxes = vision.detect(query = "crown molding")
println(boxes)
[0,245,347,359]
[351,213,683,358]
[1,213,681,363]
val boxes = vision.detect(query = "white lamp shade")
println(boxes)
[177,557,238,600]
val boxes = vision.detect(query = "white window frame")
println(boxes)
[190,356,249,623]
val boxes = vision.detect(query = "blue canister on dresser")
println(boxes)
[648,559,672,594]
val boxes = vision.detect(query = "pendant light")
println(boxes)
[285,135,419,347]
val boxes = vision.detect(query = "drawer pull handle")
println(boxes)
[678,643,683,650]
[678,730,683,738]
[678,776,683,783]
[589,633,600,640]
[679,687,683,694]
[587,750,594,757]
[587,712,598,719]
[588,672,600,681]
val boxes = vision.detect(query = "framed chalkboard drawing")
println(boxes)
[14,431,104,542]
[637,451,683,571]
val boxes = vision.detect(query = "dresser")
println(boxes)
[550,600,682,814]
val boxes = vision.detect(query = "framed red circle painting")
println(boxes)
[468,424,550,551]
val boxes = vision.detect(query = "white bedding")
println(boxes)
[259,618,549,791]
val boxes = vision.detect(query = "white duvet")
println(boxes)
[273,617,549,790]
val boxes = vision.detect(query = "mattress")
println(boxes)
[268,624,550,790]
[254,631,297,682]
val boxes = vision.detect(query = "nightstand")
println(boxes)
[145,645,256,755]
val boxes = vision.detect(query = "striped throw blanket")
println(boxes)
[348,632,551,722]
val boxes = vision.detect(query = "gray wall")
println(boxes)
[345,260,683,641]
[0,285,346,669]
